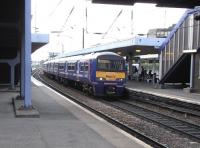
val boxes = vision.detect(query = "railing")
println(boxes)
[160,8,200,81]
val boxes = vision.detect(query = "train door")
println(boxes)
[90,59,96,82]
[76,61,80,81]
[65,62,68,78]
[85,61,89,79]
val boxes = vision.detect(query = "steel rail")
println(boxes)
[32,70,167,148]
[106,100,200,143]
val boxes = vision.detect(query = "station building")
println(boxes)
[0,0,199,109]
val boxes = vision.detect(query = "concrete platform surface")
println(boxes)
[0,78,150,148]
[127,81,200,105]
[13,98,40,118]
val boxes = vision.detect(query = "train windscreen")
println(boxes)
[97,59,124,72]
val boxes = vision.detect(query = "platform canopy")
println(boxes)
[58,37,164,58]
[32,34,49,53]
[92,0,199,8]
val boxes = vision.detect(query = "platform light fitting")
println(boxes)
[117,52,121,55]
[136,49,141,53]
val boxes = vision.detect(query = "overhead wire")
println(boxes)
[59,6,75,33]
[102,9,123,39]
[49,0,64,17]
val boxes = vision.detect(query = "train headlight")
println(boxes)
[117,78,124,81]
[97,77,105,81]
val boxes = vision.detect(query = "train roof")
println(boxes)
[44,52,123,64]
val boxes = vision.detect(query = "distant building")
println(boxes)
[147,24,175,38]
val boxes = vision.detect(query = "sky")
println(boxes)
[31,0,186,61]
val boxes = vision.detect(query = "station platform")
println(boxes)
[0,78,150,148]
[126,81,200,105]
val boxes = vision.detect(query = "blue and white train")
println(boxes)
[43,52,126,97]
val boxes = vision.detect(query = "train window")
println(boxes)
[97,59,124,72]
[98,59,110,70]
[54,64,58,68]
[80,63,84,72]
[112,61,124,71]
[67,63,71,71]
[84,63,88,72]
[59,64,64,70]
[67,63,76,71]
[54,64,58,70]
[72,63,75,71]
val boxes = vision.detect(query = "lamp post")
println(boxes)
[83,28,85,49]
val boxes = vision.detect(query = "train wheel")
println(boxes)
[63,79,69,86]
[82,83,88,94]
[88,86,93,96]
[60,78,63,84]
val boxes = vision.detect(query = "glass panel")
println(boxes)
[97,59,124,72]
[84,63,88,72]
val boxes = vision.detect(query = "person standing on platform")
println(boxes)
[139,66,145,81]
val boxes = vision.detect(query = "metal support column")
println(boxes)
[159,51,162,81]
[21,0,32,108]
[190,54,195,89]
[128,53,133,80]
[10,65,15,90]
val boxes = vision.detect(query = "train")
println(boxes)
[42,52,126,97]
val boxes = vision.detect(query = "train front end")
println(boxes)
[93,53,126,97]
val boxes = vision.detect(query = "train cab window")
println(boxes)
[97,59,110,70]
[112,61,124,71]
[97,59,124,72]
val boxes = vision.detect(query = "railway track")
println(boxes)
[33,69,200,147]
[103,99,200,143]
[32,69,167,148]
[128,92,200,117]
